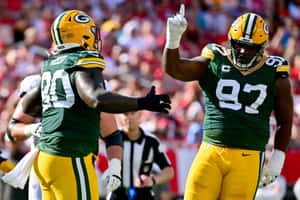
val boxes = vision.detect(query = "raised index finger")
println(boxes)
[179,4,185,16]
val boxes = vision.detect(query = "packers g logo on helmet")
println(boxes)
[74,14,90,23]
[229,13,268,45]
[51,10,100,54]
[228,13,269,70]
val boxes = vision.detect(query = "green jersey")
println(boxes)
[37,51,106,157]
[200,43,290,151]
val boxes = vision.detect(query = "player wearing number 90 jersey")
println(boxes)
[39,51,105,157]
[164,9,293,200]
[20,10,171,200]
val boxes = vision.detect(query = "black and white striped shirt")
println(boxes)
[121,128,171,188]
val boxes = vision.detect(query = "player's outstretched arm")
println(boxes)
[75,68,171,113]
[259,77,293,188]
[163,4,210,81]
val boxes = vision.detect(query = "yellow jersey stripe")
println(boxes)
[203,47,213,55]
[201,53,214,60]
[77,57,105,64]
[201,47,215,60]
[276,65,290,73]
[76,61,106,69]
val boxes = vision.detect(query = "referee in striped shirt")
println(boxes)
[107,111,174,200]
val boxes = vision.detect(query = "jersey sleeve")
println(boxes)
[201,44,215,60]
[76,53,106,70]
[275,57,290,78]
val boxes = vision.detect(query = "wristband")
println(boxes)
[268,149,285,172]
[24,124,34,137]
[6,119,20,141]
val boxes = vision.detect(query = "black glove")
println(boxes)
[137,86,171,113]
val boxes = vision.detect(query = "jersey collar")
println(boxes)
[227,54,267,76]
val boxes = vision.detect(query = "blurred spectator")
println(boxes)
[288,0,300,26]
[118,19,147,50]
[0,24,14,45]
[291,54,300,94]
[203,5,230,39]
[186,101,204,145]
[269,17,299,60]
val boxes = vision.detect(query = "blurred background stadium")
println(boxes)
[1,0,300,199]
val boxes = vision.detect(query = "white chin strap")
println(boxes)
[51,43,81,55]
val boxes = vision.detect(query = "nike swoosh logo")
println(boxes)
[242,153,251,157]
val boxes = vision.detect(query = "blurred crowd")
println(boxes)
[1,0,300,198]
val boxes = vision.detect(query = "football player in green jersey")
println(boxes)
[20,10,171,200]
[4,76,121,199]
[163,5,293,200]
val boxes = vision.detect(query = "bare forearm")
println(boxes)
[10,124,31,142]
[76,68,171,114]
[163,48,181,78]
[274,127,292,152]
[9,101,36,141]
[274,117,293,151]
[152,166,174,185]
[106,145,122,160]
[95,91,138,113]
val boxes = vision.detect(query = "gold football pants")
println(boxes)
[33,150,99,200]
[184,142,264,200]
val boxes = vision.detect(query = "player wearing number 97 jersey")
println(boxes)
[164,7,293,200]
[20,10,171,200]
[200,43,289,151]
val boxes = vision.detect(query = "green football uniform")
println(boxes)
[37,51,106,157]
[200,43,290,151]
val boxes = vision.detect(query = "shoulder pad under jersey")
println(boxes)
[76,51,105,70]
[201,43,228,60]
[265,55,290,78]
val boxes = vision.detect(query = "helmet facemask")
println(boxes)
[229,39,265,71]
[91,26,102,53]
